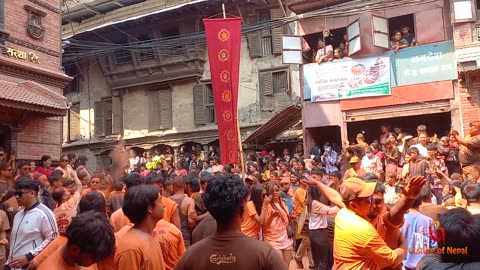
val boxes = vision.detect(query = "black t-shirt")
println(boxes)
[175,232,288,270]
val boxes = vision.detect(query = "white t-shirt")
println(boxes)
[315,45,333,61]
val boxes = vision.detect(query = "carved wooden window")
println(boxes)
[113,36,133,65]
[64,65,80,94]
[137,34,155,61]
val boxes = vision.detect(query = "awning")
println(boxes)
[344,100,451,122]
[458,61,480,73]
[244,105,302,145]
[64,0,208,39]
[268,127,303,144]
[0,80,68,116]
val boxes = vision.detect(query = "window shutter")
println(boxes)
[193,84,207,125]
[247,13,262,58]
[94,101,105,136]
[347,20,361,56]
[69,103,80,141]
[260,71,274,96]
[372,15,389,49]
[263,96,275,112]
[259,71,274,111]
[158,90,173,130]
[112,96,122,135]
[148,91,161,132]
[275,92,289,111]
[270,8,284,55]
[103,99,113,136]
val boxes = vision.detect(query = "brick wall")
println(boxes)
[454,23,473,47]
[459,82,480,135]
[453,20,480,135]
[16,116,62,161]
[3,0,61,70]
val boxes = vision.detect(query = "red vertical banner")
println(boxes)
[203,18,241,165]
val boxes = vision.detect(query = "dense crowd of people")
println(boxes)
[0,121,478,269]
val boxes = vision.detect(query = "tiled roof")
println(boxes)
[0,80,68,111]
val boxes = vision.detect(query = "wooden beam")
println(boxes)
[84,4,100,15]
[112,1,125,7]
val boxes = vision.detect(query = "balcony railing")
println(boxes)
[100,44,206,89]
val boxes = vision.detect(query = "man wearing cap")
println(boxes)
[450,121,480,182]
[302,175,425,270]
[342,156,366,181]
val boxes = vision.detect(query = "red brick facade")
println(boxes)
[458,77,480,136]
[454,19,480,136]
[0,0,70,161]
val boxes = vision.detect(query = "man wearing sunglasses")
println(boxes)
[302,175,409,270]
[6,177,58,270]
[450,121,480,182]
[16,162,32,179]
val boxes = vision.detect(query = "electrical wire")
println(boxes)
[61,0,438,78]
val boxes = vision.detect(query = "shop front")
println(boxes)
[302,40,458,145]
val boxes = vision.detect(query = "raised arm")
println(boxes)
[303,174,345,208]
[388,176,427,226]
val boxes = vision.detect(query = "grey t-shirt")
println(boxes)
[417,254,480,270]
[175,232,288,270]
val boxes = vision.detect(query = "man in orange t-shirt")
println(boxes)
[109,172,145,232]
[146,173,181,230]
[37,211,115,270]
[114,185,166,270]
[153,219,186,270]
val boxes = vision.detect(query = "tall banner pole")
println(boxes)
[221,4,246,181]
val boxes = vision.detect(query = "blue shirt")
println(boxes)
[280,192,293,214]
[400,212,438,268]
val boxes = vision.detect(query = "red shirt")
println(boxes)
[34,166,53,177]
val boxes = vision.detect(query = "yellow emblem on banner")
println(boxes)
[218,29,230,41]
[218,49,229,62]
[222,90,232,102]
[225,130,235,141]
[220,70,230,83]
[223,110,233,122]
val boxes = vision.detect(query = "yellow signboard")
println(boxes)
[4,47,39,64]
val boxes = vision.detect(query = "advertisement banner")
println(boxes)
[305,57,391,102]
[203,18,241,165]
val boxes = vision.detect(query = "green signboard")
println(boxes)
[393,40,457,86]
